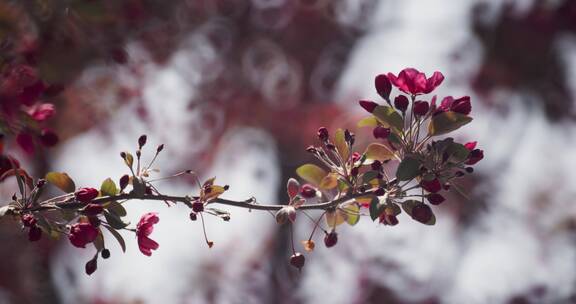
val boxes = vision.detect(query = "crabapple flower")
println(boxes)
[26,103,55,121]
[387,68,444,95]
[394,95,409,112]
[136,212,159,256]
[464,141,484,165]
[436,96,472,115]
[69,223,98,248]
[374,74,392,100]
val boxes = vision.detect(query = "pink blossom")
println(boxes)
[69,223,98,248]
[136,212,159,256]
[387,68,444,95]
[26,103,55,121]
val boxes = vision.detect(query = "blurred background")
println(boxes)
[1,0,576,303]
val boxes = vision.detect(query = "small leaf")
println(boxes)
[364,143,395,162]
[396,157,421,181]
[373,106,404,131]
[103,225,126,253]
[106,201,127,217]
[357,116,379,128]
[103,211,129,229]
[446,142,470,163]
[428,111,473,136]
[325,209,346,228]
[93,230,105,251]
[319,173,338,190]
[361,171,379,185]
[400,200,420,216]
[45,172,76,193]
[296,164,328,187]
[334,129,349,161]
[369,197,384,221]
[100,178,118,196]
[302,240,315,252]
[287,178,300,199]
[343,204,360,226]
[124,153,134,168]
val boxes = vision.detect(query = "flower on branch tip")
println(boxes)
[436,96,472,116]
[69,223,98,248]
[136,212,159,256]
[387,68,444,95]
[75,188,99,203]
[464,141,484,165]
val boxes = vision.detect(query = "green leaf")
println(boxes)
[296,164,328,187]
[369,197,384,221]
[446,142,470,163]
[343,204,360,226]
[396,157,421,181]
[400,200,420,216]
[45,172,76,193]
[106,201,127,217]
[373,106,404,131]
[428,111,472,136]
[93,230,105,251]
[104,225,126,253]
[361,171,379,185]
[124,152,134,169]
[364,143,395,162]
[325,209,345,228]
[357,116,379,128]
[100,178,118,196]
[103,211,129,229]
[334,129,349,161]
[319,173,338,190]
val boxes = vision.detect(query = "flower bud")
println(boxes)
[420,178,442,193]
[394,95,409,112]
[289,252,305,270]
[22,214,37,227]
[375,74,392,100]
[317,127,329,142]
[85,257,97,276]
[465,167,474,173]
[324,231,338,248]
[351,152,361,163]
[300,184,317,199]
[75,188,99,203]
[36,179,46,188]
[359,100,378,113]
[466,149,484,165]
[192,201,204,213]
[413,101,430,116]
[69,223,98,248]
[83,204,104,216]
[275,206,296,224]
[189,212,197,221]
[119,174,129,191]
[39,129,59,147]
[427,193,445,205]
[101,249,110,259]
[156,144,164,153]
[138,135,147,148]
[373,126,390,139]
[371,160,382,172]
[28,225,42,242]
[379,214,399,226]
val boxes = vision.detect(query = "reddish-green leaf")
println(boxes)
[357,116,379,128]
[428,111,472,136]
[373,106,404,131]
[364,143,395,162]
[45,172,76,193]
[100,178,118,196]
[104,225,126,253]
[296,164,328,187]
[396,157,420,181]
[334,128,350,161]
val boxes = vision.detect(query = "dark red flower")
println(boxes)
[421,178,442,193]
[324,231,338,248]
[136,212,159,256]
[317,127,329,142]
[394,95,409,112]
[427,193,445,205]
[69,223,99,248]
[300,184,317,198]
[373,126,390,139]
[387,68,444,95]
[75,188,99,203]
[466,149,484,165]
[375,74,392,100]
[359,100,378,113]
[85,257,98,275]
[22,214,37,227]
[119,174,130,191]
[83,204,104,216]
[413,101,430,116]
[289,252,305,269]
[436,96,472,115]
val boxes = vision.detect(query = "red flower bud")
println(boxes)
[39,129,59,147]
[394,95,409,112]
[138,135,147,148]
[466,149,484,165]
[379,214,399,226]
[300,184,317,198]
[464,141,477,151]
[192,201,204,213]
[351,152,361,163]
[375,74,392,100]
[413,101,430,116]
[420,179,442,193]
[411,204,433,224]
[189,212,197,221]
[289,252,305,269]
[373,126,390,139]
[85,257,98,276]
[83,204,104,216]
[28,225,42,242]
[119,174,129,191]
[427,193,445,205]
[324,231,338,248]
[101,249,110,259]
[69,223,98,248]
[75,188,99,203]
[22,214,37,227]
[359,100,378,113]
[451,96,472,115]
[317,127,329,142]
